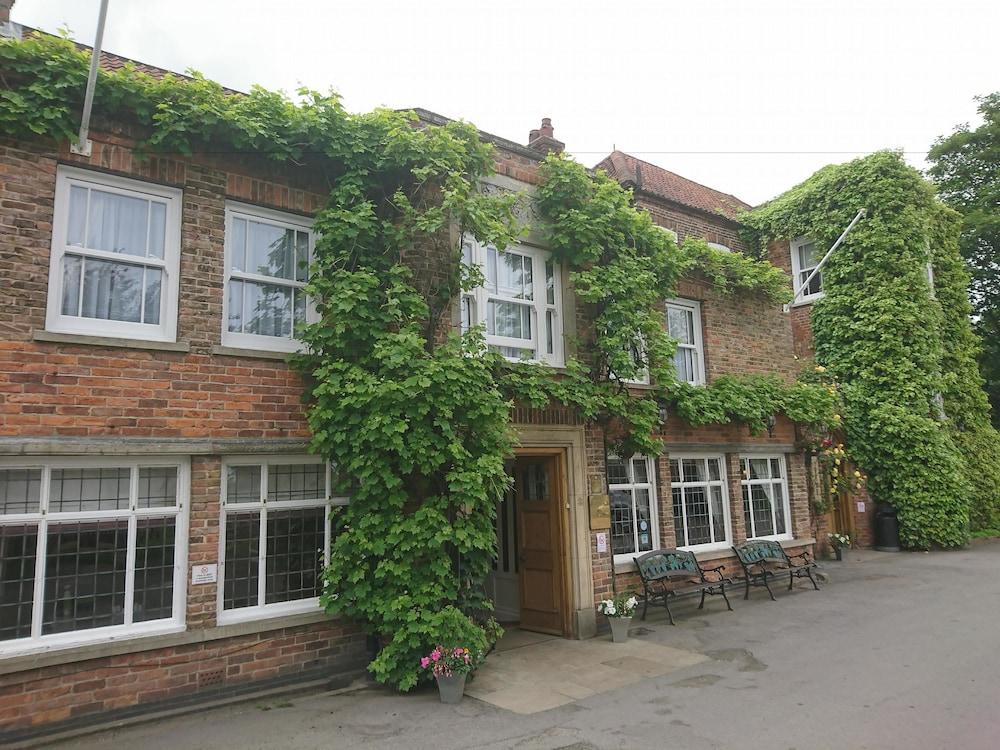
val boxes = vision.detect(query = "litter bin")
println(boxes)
[874,504,901,552]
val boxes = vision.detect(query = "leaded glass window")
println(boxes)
[608,455,658,560]
[670,455,730,549]
[0,460,186,653]
[741,456,792,540]
[220,458,348,621]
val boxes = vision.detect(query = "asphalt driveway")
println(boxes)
[49,542,1000,750]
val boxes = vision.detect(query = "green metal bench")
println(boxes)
[633,548,733,625]
[732,539,819,601]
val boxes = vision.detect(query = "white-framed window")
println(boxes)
[621,336,650,385]
[670,455,731,551]
[461,237,563,366]
[741,456,792,540]
[655,225,679,242]
[707,241,732,253]
[223,203,315,353]
[46,166,182,342]
[218,456,346,624]
[666,298,705,385]
[790,236,823,302]
[0,457,189,656]
[607,455,658,562]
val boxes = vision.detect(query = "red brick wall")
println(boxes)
[0,136,323,439]
[0,130,367,737]
[0,621,366,740]
[639,196,747,252]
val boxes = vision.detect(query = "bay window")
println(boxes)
[219,457,346,623]
[223,203,315,352]
[0,458,188,655]
[461,238,563,365]
[46,167,181,342]
[607,455,658,562]
[670,455,731,550]
[741,456,792,540]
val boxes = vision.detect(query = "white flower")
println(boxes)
[626,596,638,610]
[605,605,617,616]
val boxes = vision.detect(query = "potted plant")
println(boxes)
[597,592,639,643]
[420,645,479,704]
[828,532,851,560]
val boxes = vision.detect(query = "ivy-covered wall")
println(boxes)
[745,151,1000,547]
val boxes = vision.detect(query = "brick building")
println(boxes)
[2,18,825,742]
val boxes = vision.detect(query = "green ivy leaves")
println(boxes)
[746,151,1000,547]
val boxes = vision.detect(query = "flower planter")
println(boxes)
[834,547,845,561]
[435,673,467,704]
[608,615,632,643]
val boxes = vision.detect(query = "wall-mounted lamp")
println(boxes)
[657,400,669,426]
[766,414,777,438]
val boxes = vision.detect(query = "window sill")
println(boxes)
[34,330,191,352]
[790,295,824,308]
[216,600,321,627]
[211,344,292,361]
[0,611,338,676]
[0,622,186,664]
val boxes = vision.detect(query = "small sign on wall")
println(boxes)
[589,493,610,530]
[596,532,608,554]
[857,501,866,513]
[191,564,217,585]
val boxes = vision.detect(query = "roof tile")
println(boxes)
[595,150,750,221]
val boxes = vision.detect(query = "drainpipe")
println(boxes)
[70,0,111,157]
[603,430,618,600]
[784,208,867,312]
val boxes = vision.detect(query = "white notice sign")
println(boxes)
[191,564,217,585]
[856,501,866,513]
[596,532,608,554]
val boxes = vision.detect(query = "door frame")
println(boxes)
[512,447,572,638]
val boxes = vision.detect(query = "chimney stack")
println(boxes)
[0,0,14,25]
[527,117,564,155]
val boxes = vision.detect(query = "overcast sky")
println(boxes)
[11,0,999,205]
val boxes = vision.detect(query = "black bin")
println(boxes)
[874,504,901,552]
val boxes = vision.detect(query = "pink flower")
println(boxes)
[430,649,441,662]
[420,657,430,668]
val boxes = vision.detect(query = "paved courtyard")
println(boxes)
[50,542,1000,750]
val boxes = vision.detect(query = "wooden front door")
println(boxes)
[514,456,565,635]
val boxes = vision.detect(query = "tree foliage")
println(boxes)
[747,151,1000,546]
[928,92,1000,427]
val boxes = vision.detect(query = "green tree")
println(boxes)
[928,93,1000,426]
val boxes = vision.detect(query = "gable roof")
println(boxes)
[8,23,234,87]
[595,150,750,222]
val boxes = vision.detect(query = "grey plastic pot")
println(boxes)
[436,673,468,704]
[608,615,632,643]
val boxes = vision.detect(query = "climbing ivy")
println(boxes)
[927,204,1000,531]
[678,237,793,304]
[1,31,839,689]
[745,151,1000,547]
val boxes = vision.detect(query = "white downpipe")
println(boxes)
[784,208,867,312]
[70,0,111,157]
